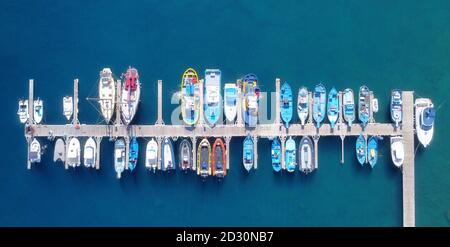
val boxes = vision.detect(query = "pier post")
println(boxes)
[313,136,319,169]
[124,136,130,170]
[340,135,345,164]
[157,137,162,170]
[275,78,281,125]
[369,91,375,123]
[236,79,243,126]
[115,80,122,126]
[28,79,34,124]
[402,91,415,227]
[26,137,31,169]
[307,92,313,124]
[225,136,231,170]
[95,137,102,170]
[73,79,80,126]
[198,79,205,126]
[280,136,286,170]
[252,135,258,169]
[191,137,197,172]
[156,80,164,125]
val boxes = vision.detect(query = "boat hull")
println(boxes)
[197,138,211,178]
[297,87,309,126]
[313,83,326,128]
[271,138,281,172]
[212,138,226,178]
[242,135,254,172]
[343,88,355,126]
[327,87,339,129]
[390,136,404,168]
[162,137,175,171]
[121,67,141,125]
[129,137,139,172]
[179,138,193,171]
[83,137,96,168]
[29,138,41,163]
[356,134,367,165]
[34,99,43,124]
[224,83,238,123]
[146,139,158,172]
[180,68,200,126]
[114,139,125,179]
[285,137,297,172]
[299,136,314,173]
[67,137,81,167]
[204,69,222,126]
[368,136,378,168]
[280,82,293,128]
[98,68,115,123]
[358,86,370,127]
[415,98,434,147]
[390,89,403,127]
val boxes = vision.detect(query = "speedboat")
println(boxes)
[34,98,43,124]
[224,83,238,123]
[299,136,314,174]
[180,68,200,126]
[63,96,73,121]
[83,137,96,168]
[415,98,435,147]
[162,137,175,172]
[179,138,193,172]
[313,83,326,128]
[390,89,402,128]
[98,68,116,123]
[67,137,81,168]
[204,69,222,126]
[280,82,293,128]
[327,87,339,129]
[390,136,404,168]
[212,138,226,178]
[242,135,254,172]
[114,138,125,179]
[242,74,260,127]
[356,134,367,166]
[53,138,65,163]
[358,86,370,127]
[121,67,141,125]
[17,100,28,124]
[285,137,297,173]
[29,138,41,163]
[367,136,378,168]
[145,138,158,173]
[343,88,355,127]
[271,138,281,172]
[297,87,309,126]
[128,137,139,172]
[197,138,211,178]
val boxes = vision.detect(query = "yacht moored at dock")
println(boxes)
[242,74,260,127]
[33,98,43,124]
[121,67,141,125]
[114,138,125,179]
[271,138,281,172]
[29,138,41,163]
[18,100,28,123]
[313,83,326,128]
[63,96,73,121]
[391,89,403,128]
[83,137,96,168]
[343,88,355,127]
[162,137,175,172]
[180,68,200,126]
[53,138,65,163]
[98,68,115,123]
[145,138,158,173]
[415,98,435,148]
[299,136,314,174]
[280,82,293,128]
[67,137,81,168]
[204,69,222,126]
[297,87,309,126]
[367,136,379,168]
[390,136,404,168]
[212,138,226,178]
[358,86,370,128]
[128,137,139,172]
[243,135,254,172]
[285,137,297,173]
[356,134,367,166]
[224,83,238,123]
[197,138,211,178]
[327,87,339,129]
[179,138,193,172]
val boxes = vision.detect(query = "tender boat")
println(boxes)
[114,138,125,179]
[343,88,355,127]
[179,138,193,172]
[17,100,29,123]
[197,138,211,178]
[390,89,403,128]
[63,96,73,121]
[297,87,309,126]
[83,137,96,168]
[128,137,138,172]
[356,134,367,166]
[313,83,326,128]
[390,136,404,168]
[212,138,227,178]
[415,98,435,147]
[242,135,254,172]
[285,137,297,173]
[180,68,200,126]
[145,138,158,172]
[367,136,378,168]
[53,138,65,163]
[34,98,43,124]
[224,83,238,123]
[358,86,370,127]
[121,67,141,125]
[299,136,314,174]
[29,138,41,163]
[280,82,293,128]
[204,69,222,126]
[271,138,281,172]
[242,74,260,127]
[67,137,81,168]
[162,137,175,172]
[372,98,379,113]
[98,68,116,123]
[327,87,339,129]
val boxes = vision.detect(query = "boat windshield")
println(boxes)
[421,107,435,130]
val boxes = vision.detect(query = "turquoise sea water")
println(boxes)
[1,0,449,226]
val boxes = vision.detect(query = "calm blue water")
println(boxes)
[1,0,450,226]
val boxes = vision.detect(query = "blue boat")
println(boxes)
[390,89,402,127]
[313,83,326,128]
[242,74,260,127]
[358,85,370,127]
[243,135,254,172]
[129,137,139,172]
[204,69,222,126]
[161,137,175,172]
[327,87,339,129]
[367,136,378,168]
[285,137,297,173]
[271,138,281,172]
[280,82,293,128]
[355,134,367,166]
[343,88,355,126]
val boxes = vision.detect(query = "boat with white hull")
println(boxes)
[67,137,81,168]
[390,136,404,168]
[34,98,43,124]
[415,98,435,148]
[224,83,237,123]
[121,67,140,125]
[146,138,158,173]
[98,68,116,123]
[83,137,96,168]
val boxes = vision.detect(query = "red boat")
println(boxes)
[211,138,227,178]
[121,66,141,125]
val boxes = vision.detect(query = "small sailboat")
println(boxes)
[297,87,309,126]
[271,138,281,172]
[358,86,370,127]
[224,83,238,123]
[204,69,222,126]
[98,68,116,123]
[343,88,355,127]
[34,98,43,124]
[415,98,435,148]
[114,138,125,179]
[212,138,227,178]
[179,138,193,172]
[180,68,200,126]
[327,87,339,129]
[313,83,326,128]
[280,82,293,128]
[285,137,297,173]
[63,96,73,121]
[242,74,260,127]
[145,138,158,172]
[390,136,404,168]
[121,67,141,125]
[242,135,254,172]
[29,138,41,163]
[390,89,403,128]
[299,136,314,174]
[197,138,211,178]
[128,137,139,172]
[67,137,81,168]
[17,100,29,124]
[367,136,378,168]
[356,134,367,166]
[161,137,175,172]
[53,138,65,163]
[83,137,96,168]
